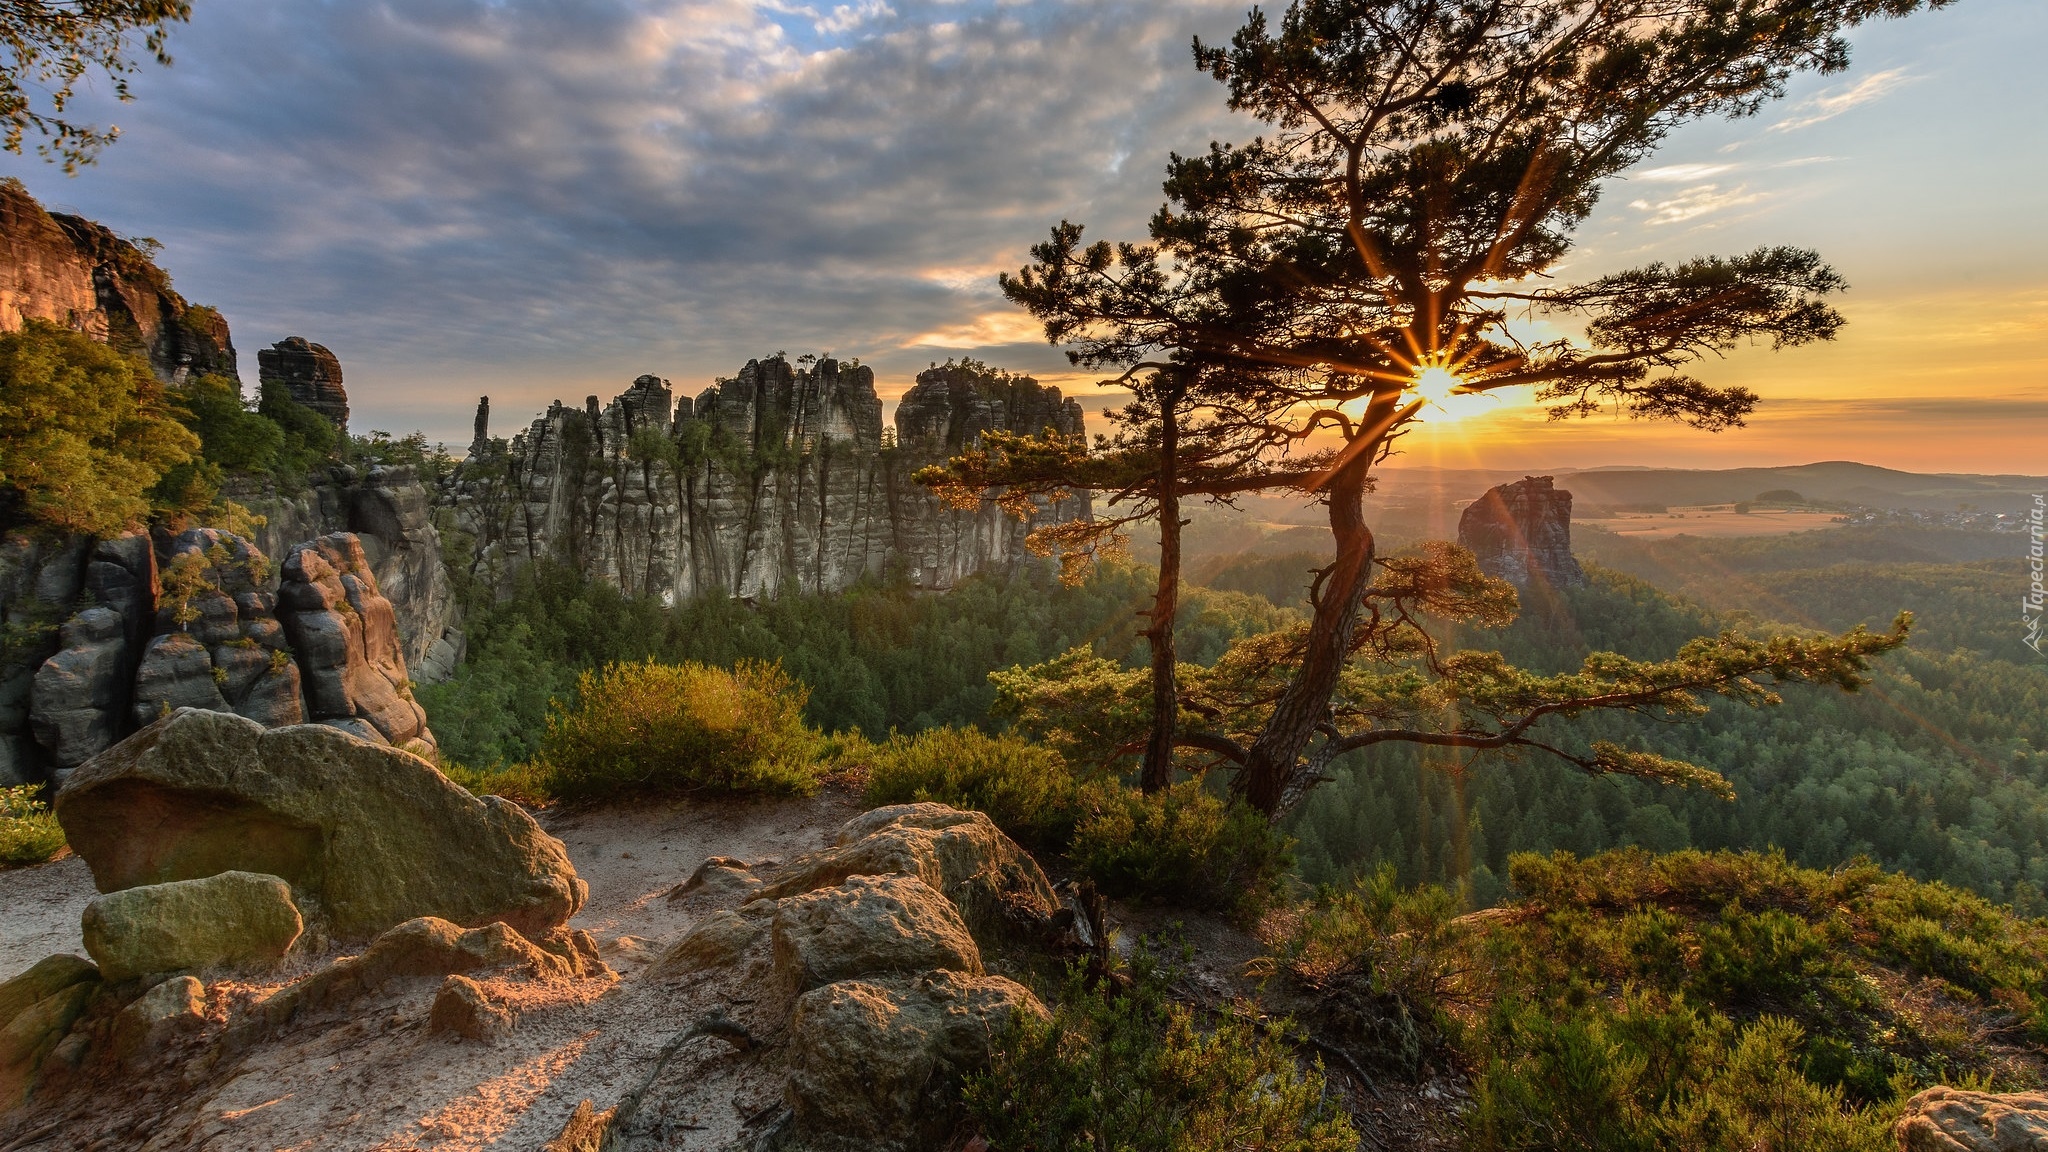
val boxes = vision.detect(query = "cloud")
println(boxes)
[1771,68,1917,132]
[1629,163,1736,183]
[1627,183,1768,226]
[5,0,1246,438]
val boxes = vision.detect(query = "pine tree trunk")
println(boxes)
[1235,422,1381,816]
[1140,394,1181,795]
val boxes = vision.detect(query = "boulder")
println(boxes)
[669,856,764,903]
[785,970,1046,1152]
[111,975,207,1061]
[55,708,584,940]
[655,902,776,977]
[81,870,303,982]
[0,956,99,1109]
[772,876,982,994]
[276,533,430,747]
[1897,1087,2048,1151]
[0,955,98,1032]
[430,974,513,1043]
[761,804,1057,947]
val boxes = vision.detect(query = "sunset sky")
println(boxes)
[5,0,2042,474]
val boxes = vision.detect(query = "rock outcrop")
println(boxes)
[0,178,236,384]
[23,527,434,778]
[0,955,99,1107]
[256,337,348,433]
[276,533,431,750]
[54,708,585,940]
[761,802,1060,948]
[445,357,1088,601]
[1896,1087,2048,1151]
[1457,475,1587,590]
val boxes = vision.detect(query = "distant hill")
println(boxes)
[1547,461,2046,513]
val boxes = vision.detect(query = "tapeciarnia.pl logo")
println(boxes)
[2026,493,2045,655]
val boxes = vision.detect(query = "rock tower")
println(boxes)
[1457,475,1587,590]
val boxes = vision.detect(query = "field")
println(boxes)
[1580,505,1847,538]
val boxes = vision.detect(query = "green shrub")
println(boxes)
[0,784,67,868]
[538,658,824,800]
[1069,782,1294,920]
[862,726,1084,847]
[964,948,1356,1152]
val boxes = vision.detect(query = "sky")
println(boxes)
[5,0,2043,474]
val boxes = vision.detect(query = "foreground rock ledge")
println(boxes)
[55,708,585,939]
[1896,1086,2048,1152]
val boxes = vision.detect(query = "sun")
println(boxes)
[1410,364,1465,406]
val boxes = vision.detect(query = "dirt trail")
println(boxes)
[0,788,862,1152]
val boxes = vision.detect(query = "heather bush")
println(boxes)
[964,947,1355,1152]
[539,658,823,800]
[1068,781,1294,921]
[861,726,1087,848]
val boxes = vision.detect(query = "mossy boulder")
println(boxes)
[0,955,100,1109]
[81,871,303,981]
[785,970,1046,1152]
[55,708,585,939]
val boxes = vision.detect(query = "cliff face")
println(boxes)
[445,358,1089,601]
[1457,475,1587,591]
[0,179,236,382]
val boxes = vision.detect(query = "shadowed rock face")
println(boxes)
[0,178,236,383]
[55,708,586,940]
[1457,476,1587,591]
[445,357,1089,601]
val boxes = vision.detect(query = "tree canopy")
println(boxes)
[0,319,197,536]
[0,0,190,171]
[938,0,1953,816]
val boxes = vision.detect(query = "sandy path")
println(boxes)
[0,852,94,978]
[0,788,863,1151]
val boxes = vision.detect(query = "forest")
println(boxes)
[420,515,2048,911]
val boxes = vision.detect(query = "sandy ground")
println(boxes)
[0,788,863,1152]
[0,850,94,979]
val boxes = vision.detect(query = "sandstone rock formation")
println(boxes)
[54,708,586,939]
[277,532,431,750]
[256,337,348,433]
[22,527,436,780]
[1457,475,1587,590]
[429,974,514,1043]
[445,356,1088,601]
[0,178,236,383]
[1896,1087,2048,1152]
[80,871,304,982]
